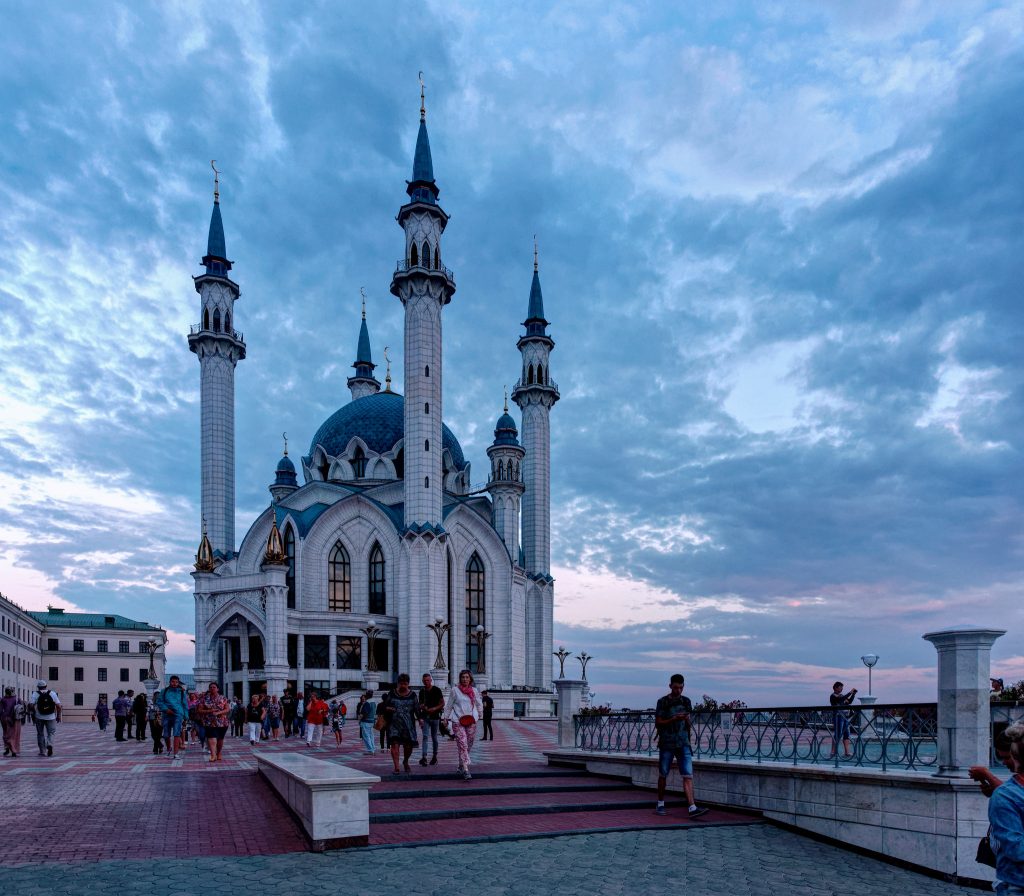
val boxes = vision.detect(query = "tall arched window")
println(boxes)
[203,308,210,330]
[434,246,440,269]
[328,541,351,612]
[410,243,418,266]
[225,311,231,334]
[527,364,535,385]
[465,553,485,673]
[422,241,430,268]
[351,445,366,479]
[284,525,296,609]
[213,308,221,333]
[368,543,386,614]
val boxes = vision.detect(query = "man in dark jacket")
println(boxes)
[132,691,148,741]
[281,691,297,737]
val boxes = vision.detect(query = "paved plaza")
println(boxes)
[1,722,981,894]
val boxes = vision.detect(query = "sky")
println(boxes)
[1,1,1022,708]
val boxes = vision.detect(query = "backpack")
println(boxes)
[13,701,26,722]
[36,691,56,715]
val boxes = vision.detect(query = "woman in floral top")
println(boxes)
[197,683,230,762]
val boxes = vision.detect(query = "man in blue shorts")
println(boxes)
[655,673,708,818]
[156,674,189,759]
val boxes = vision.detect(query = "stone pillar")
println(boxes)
[554,679,586,749]
[296,634,305,694]
[241,664,250,703]
[923,627,1005,777]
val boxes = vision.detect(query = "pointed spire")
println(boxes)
[408,73,438,203]
[195,518,216,572]
[527,264,546,323]
[356,288,373,366]
[419,70,426,122]
[202,160,230,274]
[263,512,288,566]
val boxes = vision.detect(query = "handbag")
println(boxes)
[976,830,997,868]
[459,714,475,727]
[373,714,386,732]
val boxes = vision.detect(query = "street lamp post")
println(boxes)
[576,652,592,681]
[426,618,449,671]
[474,624,492,676]
[860,654,879,705]
[553,646,571,679]
[360,620,382,673]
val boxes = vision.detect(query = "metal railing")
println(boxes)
[189,323,244,342]
[394,259,456,284]
[575,704,941,772]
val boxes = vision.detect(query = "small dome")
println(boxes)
[493,412,519,446]
[276,454,296,474]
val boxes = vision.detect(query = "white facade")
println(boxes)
[0,594,43,702]
[191,103,558,715]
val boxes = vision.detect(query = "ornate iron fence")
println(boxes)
[575,704,941,771]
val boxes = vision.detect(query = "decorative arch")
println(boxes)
[527,364,535,385]
[434,246,439,269]
[328,541,351,612]
[203,307,210,330]
[368,542,386,614]
[422,240,430,268]
[213,308,221,332]
[410,242,419,266]
[225,311,231,334]
[351,444,366,479]
[284,524,296,608]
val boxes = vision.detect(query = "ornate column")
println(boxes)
[554,679,587,749]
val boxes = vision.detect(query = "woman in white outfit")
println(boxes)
[444,669,483,781]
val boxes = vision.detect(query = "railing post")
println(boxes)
[554,679,586,749]
[923,626,1005,777]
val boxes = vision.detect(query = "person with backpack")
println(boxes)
[156,674,190,759]
[1,686,26,758]
[31,680,61,757]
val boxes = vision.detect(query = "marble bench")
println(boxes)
[257,752,380,850]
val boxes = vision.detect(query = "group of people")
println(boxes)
[1,680,61,759]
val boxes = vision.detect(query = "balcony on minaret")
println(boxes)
[391,257,456,297]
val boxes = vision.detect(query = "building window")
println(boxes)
[74,693,84,707]
[424,440,429,451]
[98,668,107,682]
[303,635,329,669]
[284,525,296,609]
[352,446,366,479]
[425,476,429,488]
[138,642,149,653]
[120,668,129,682]
[139,669,148,681]
[424,365,430,377]
[328,541,352,612]
[336,637,361,670]
[47,638,58,651]
[97,640,108,653]
[48,666,58,681]
[424,403,429,413]
[287,634,298,668]
[368,543,386,614]
[465,552,485,673]
[73,639,84,652]
[74,667,84,681]
[118,641,129,654]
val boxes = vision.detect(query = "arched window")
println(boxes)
[328,541,351,612]
[422,241,430,268]
[465,553,485,673]
[213,308,221,333]
[539,364,545,384]
[434,246,439,269]
[368,543,386,614]
[424,476,429,488]
[527,364,535,385]
[284,525,296,609]
[352,445,366,479]
[424,439,429,451]
[424,403,429,414]
[425,365,430,377]
[203,308,210,330]
[319,458,330,481]
[225,311,231,334]
[410,242,418,266]
[393,448,404,480]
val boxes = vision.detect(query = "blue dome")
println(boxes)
[276,454,296,474]
[308,391,466,470]
[492,412,519,446]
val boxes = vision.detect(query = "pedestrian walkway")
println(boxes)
[0,826,978,895]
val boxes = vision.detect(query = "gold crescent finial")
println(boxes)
[383,346,392,392]
[504,386,509,413]
[533,234,538,272]
[360,286,367,319]
[211,160,220,203]
[418,71,426,121]
[282,431,288,456]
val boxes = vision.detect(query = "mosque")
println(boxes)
[188,88,558,716]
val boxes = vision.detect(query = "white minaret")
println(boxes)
[390,81,455,528]
[187,163,245,557]
[485,394,526,562]
[511,245,559,688]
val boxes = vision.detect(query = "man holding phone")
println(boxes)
[654,673,708,819]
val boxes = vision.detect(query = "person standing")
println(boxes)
[267,695,282,741]
[1,687,25,758]
[132,690,148,742]
[230,698,245,737]
[156,674,189,759]
[294,692,306,739]
[988,722,1024,895]
[91,695,110,732]
[245,695,265,746]
[305,691,329,748]
[358,690,377,755]
[384,674,420,776]
[654,673,708,819]
[829,681,858,759]
[147,700,164,754]
[112,690,131,742]
[281,690,297,738]
[330,700,345,746]
[197,682,230,762]
[480,690,494,741]
[444,670,482,781]
[125,690,136,740]
[31,680,61,758]
[418,673,444,766]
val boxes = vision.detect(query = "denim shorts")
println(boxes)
[162,714,183,738]
[659,744,693,778]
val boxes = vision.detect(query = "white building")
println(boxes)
[190,92,558,717]
[0,593,43,702]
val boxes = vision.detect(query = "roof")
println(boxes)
[27,610,163,632]
[355,316,373,365]
[306,391,466,471]
[493,412,520,446]
[207,201,226,259]
[412,119,435,185]
[527,268,546,322]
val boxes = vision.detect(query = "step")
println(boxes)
[371,780,633,801]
